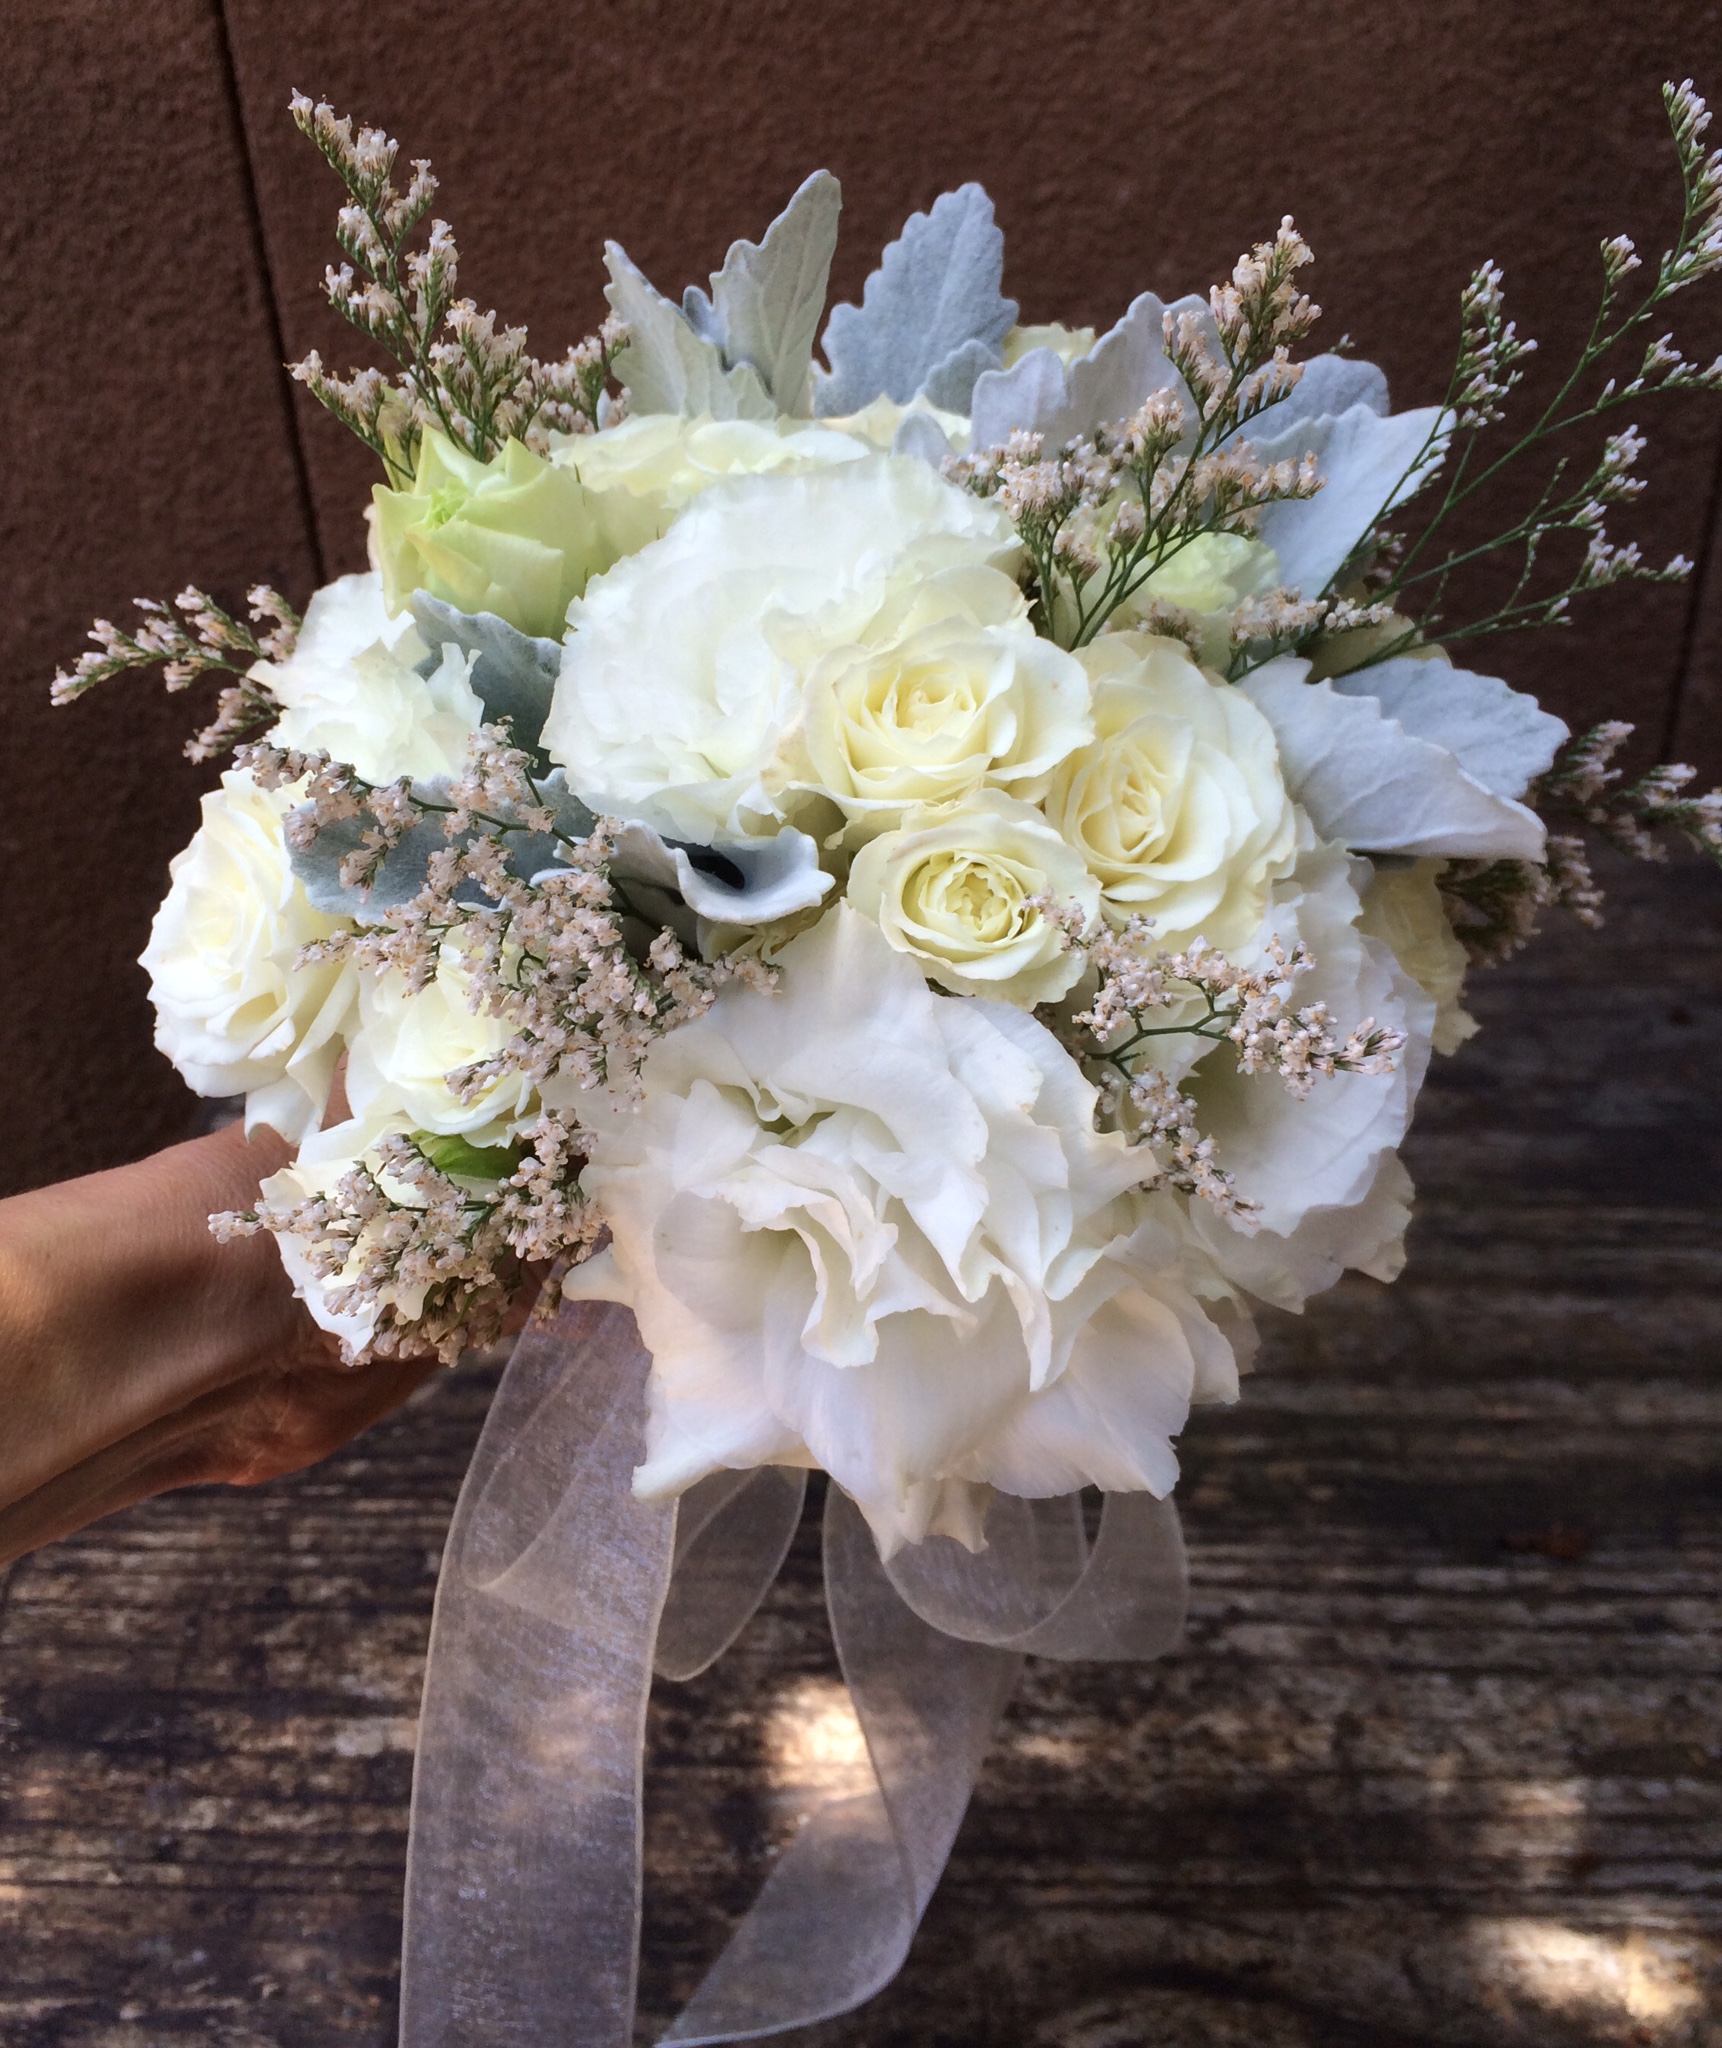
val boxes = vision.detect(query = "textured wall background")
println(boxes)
[5,0,1721,1194]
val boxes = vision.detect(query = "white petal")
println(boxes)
[1187,842,1434,1236]
[1190,1150,1415,1311]
[958,1285,1203,1498]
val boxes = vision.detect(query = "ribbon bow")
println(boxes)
[401,1298,1187,2045]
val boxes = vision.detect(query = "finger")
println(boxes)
[0,1353,439,1566]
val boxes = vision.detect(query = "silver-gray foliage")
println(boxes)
[814,185,1017,417]
[291,770,597,918]
[409,597,563,766]
[607,172,843,420]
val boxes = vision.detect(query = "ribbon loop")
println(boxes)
[658,1486,1019,2044]
[655,1466,808,1682]
[884,1488,1187,1660]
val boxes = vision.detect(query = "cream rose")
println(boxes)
[141,770,355,1142]
[567,906,1239,1555]
[1045,632,1295,952]
[1359,859,1478,1055]
[346,945,540,1141]
[798,568,1091,837]
[544,455,1020,843]
[845,790,1099,1004]
[261,572,484,784]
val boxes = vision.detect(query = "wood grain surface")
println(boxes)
[1,847,1717,2047]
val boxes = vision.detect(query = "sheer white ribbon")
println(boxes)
[400,1298,1188,2047]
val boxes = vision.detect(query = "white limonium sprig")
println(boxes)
[241,724,766,1101]
[286,93,628,485]
[1442,713,1722,963]
[213,1113,602,1364]
[1034,899,1406,1218]
[948,226,1328,650]
[1536,719,1722,862]
[51,585,298,761]
[1317,78,1722,665]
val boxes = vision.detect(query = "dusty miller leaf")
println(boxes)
[681,171,842,415]
[814,184,1017,416]
[291,771,598,917]
[604,244,775,420]
[408,596,563,768]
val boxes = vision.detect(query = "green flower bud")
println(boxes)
[371,431,604,639]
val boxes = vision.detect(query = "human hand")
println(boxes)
[0,1121,441,1565]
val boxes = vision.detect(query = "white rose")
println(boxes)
[567,906,1238,1555]
[260,572,484,784]
[1358,860,1477,1056]
[1045,632,1295,952]
[797,567,1091,837]
[346,946,539,1141]
[846,791,1100,1004]
[543,455,1020,843]
[141,769,355,1142]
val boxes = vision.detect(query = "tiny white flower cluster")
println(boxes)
[286,93,627,486]
[949,364,1322,653]
[214,1113,603,1364]
[52,585,298,760]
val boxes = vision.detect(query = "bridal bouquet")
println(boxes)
[53,80,1722,2041]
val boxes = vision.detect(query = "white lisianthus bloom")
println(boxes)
[798,566,1091,837]
[346,945,540,1142]
[543,456,1020,843]
[141,769,355,1142]
[259,572,485,785]
[552,411,868,562]
[567,907,1238,1556]
[1182,833,1437,1306]
[1359,859,1478,1056]
[846,791,1100,1004]
[1044,633,1295,952]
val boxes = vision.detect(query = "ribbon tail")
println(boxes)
[659,1484,1019,2044]
[400,1300,675,2048]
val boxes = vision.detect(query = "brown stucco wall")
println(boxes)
[6,0,1721,1194]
